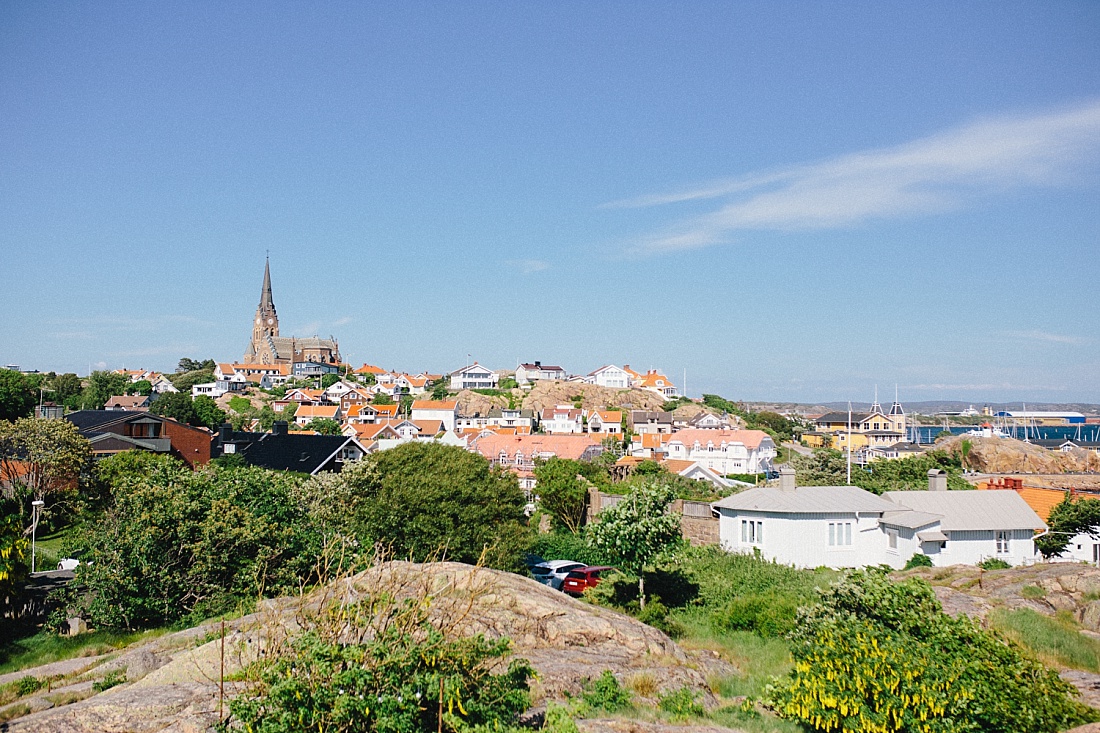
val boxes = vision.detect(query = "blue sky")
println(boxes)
[2,2,1098,403]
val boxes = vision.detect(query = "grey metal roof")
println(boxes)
[880,509,942,529]
[918,530,948,542]
[883,490,1046,531]
[712,485,897,514]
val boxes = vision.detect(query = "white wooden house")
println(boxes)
[449,363,499,390]
[712,469,1045,569]
[664,429,776,475]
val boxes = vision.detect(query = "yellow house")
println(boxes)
[810,399,907,450]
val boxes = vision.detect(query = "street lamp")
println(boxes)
[30,500,44,573]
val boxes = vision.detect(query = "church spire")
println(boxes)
[260,256,274,310]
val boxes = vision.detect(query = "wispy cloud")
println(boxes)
[610,100,1100,253]
[508,259,551,274]
[1007,330,1088,345]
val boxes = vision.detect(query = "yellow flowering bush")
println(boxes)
[766,569,1097,732]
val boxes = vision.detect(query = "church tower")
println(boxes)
[244,258,280,363]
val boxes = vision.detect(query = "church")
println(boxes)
[242,259,341,366]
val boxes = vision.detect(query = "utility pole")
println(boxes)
[846,401,852,485]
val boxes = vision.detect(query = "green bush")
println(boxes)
[980,557,1011,570]
[227,597,532,733]
[528,530,612,568]
[767,569,1097,732]
[904,553,933,569]
[580,670,633,713]
[69,459,321,629]
[13,675,41,697]
[711,593,802,638]
[636,599,685,639]
[657,686,704,720]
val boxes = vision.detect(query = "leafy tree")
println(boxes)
[176,357,215,373]
[305,418,342,435]
[1037,494,1100,558]
[767,569,1096,732]
[359,372,377,386]
[588,481,681,608]
[0,418,92,509]
[430,380,451,400]
[49,372,83,406]
[127,379,153,396]
[372,392,394,406]
[69,459,320,629]
[498,376,518,390]
[0,369,37,421]
[150,391,197,425]
[167,368,215,391]
[792,448,967,493]
[320,373,341,389]
[399,394,414,415]
[257,404,278,432]
[533,458,589,533]
[332,442,530,571]
[192,395,227,430]
[81,371,130,410]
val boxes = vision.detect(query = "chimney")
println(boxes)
[928,469,947,492]
[535,361,541,368]
[273,420,289,435]
[219,422,232,444]
[778,467,796,491]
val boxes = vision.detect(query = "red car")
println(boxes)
[561,566,615,596]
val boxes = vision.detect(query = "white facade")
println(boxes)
[449,363,499,390]
[718,508,899,569]
[410,402,458,432]
[588,365,632,389]
[664,430,776,475]
[516,362,567,386]
[541,406,584,434]
[713,475,1045,569]
[587,410,623,434]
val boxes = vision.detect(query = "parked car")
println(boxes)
[561,566,616,597]
[57,558,80,571]
[530,560,586,590]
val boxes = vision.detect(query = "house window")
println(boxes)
[887,528,898,550]
[996,531,1009,554]
[828,522,853,547]
[741,520,763,544]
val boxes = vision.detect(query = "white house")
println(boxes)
[541,405,584,434]
[449,363,499,391]
[712,469,1045,569]
[516,361,567,386]
[664,429,776,475]
[410,400,458,432]
[588,365,632,389]
[587,410,623,434]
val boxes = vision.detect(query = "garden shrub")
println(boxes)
[904,553,933,569]
[13,675,41,697]
[766,569,1097,732]
[636,599,685,639]
[979,557,1011,570]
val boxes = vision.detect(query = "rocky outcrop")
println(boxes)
[520,382,667,414]
[938,435,1100,475]
[1,562,731,732]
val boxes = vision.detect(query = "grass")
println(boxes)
[0,626,168,676]
[990,608,1100,672]
[675,612,794,699]
[0,703,31,724]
